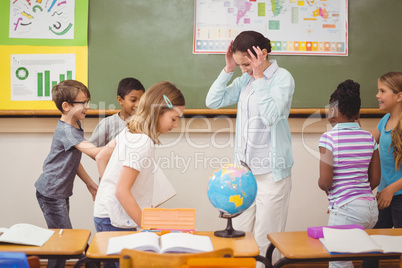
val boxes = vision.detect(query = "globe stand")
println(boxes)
[214,212,245,238]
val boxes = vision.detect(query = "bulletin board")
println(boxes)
[0,0,88,111]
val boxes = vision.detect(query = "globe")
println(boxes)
[207,163,257,237]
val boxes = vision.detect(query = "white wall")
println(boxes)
[0,117,379,241]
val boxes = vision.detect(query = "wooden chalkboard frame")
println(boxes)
[0,108,386,117]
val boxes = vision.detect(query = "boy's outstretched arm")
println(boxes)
[75,141,103,160]
[96,139,117,178]
[77,163,98,201]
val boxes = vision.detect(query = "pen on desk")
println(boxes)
[59,229,63,235]
[141,229,160,233]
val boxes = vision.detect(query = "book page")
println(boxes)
[160,233,213,253]
[152,167,176,208]
[106,232,160,255]
[0,223,54,246]
[370,235,402,253]
[319,228,383,254]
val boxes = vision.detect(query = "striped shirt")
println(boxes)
[319,122,378,208]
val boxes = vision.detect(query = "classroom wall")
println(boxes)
[0,117,379,241]
[86,0,402,109]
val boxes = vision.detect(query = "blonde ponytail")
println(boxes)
[380,72,402,170]
[391,113,402,170]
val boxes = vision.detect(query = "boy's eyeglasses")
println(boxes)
[70,101,90,107]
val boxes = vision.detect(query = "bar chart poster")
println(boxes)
[11,54,75,101]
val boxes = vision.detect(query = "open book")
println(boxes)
[0,223,55,246]
[152,167,176,208]
[106,232,213,255]
[319,227,402,254]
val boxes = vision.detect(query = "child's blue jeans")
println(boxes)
[362,194,402,268]
[36,191,72,268]
[94,217,137,232]
[328,198,378,268]
[93,217,137,268]
[36,191,72,229]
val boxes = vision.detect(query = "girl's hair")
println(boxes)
[329,79,361,120]
[126,81,185,144]
[231,30,271,57]
[379,72,402,170]
[52,80,90,113]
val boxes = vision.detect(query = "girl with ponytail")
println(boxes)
[362,72,402,268]
[94,82,185,231]
[319,79,380,268]
[373,72,402,212]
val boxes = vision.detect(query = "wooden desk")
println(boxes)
[266,229,402,268]
[74,231,267,267]
[0,229,90,260]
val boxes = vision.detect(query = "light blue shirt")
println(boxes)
[206,60,295,181]
[377,113,402,196]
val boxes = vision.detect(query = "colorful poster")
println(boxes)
[11,54,76,101]
[0,45,87,110]
[9,0,75,40]
[0,0,88,110]
[0,0,87,46]
[194,0,348,56]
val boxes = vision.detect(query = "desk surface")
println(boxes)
[267,228,402,260]
[0,229,90,257]
[87,231,260,259]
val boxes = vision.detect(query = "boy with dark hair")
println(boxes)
[89,77,145,147]
[35,80,102,268]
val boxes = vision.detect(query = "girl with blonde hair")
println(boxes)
[94,81,185,234]
[362,71,402,268]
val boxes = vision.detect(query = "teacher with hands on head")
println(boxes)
[206,30,295,265]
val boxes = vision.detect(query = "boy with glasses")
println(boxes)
[35,80,102,268]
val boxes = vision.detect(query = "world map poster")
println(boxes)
[194,0,348,56]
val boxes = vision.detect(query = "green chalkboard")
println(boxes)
[88,0,402,110]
